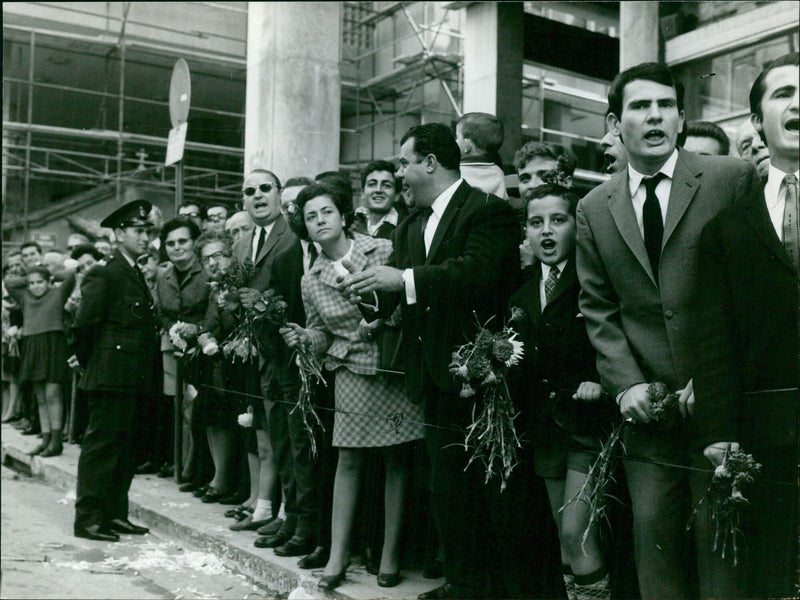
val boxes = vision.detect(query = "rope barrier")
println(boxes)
[196,380,797,488]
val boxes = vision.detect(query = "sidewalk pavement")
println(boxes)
[1,423,443,600]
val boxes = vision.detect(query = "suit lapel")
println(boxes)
[663,151,700,249]
[426,181,469,264]
[408,211,427,266]
[255,217,288,265]
[745,189,794,272]
[544,259,576,309]
[116,250,150,296]
[608,173,655,283]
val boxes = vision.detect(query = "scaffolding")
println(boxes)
[340,1,465,171]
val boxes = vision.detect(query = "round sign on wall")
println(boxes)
[169,58,191,128]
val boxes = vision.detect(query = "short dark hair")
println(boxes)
[20,241,42,255]
[685,120,730,156]
[246,168,282,191]
[314,172,353,205]
[292,182,354,241]
[194,231,233,260]
[70,244,104,262]
[284,176,314,189]
[360,160,400,192]
[458,112,505,154]
[524,183,580,218]
[204,202,230,215]
[159,216,201,247]
[26,265,51,281]
[513,142,577,176]
[749,52,799,120]
[607,62,685,119]
[400,123,461,171]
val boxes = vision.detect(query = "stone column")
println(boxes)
[245,2,341,178]
[619,1,660,70]
[463,1,523,165]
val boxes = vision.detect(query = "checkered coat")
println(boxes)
[302,233,392,376]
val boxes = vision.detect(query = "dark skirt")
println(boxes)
[19,331,70,383]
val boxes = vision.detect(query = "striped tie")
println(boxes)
[782,174,799,273]
[544,265,560,306]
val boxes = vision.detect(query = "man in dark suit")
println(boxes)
[575,63,760,599]
[72,200,160,542]
[343,123,520,598]
[694,52,798,599]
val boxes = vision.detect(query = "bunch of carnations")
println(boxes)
[168,321,200,357]
[212,258,263,364]
[449,311,525,492]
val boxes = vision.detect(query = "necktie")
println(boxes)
[544,265,560,306]
[253,227,265,262]
[642,173,666,282]
[782,174,799,273]
[418,207,433,254]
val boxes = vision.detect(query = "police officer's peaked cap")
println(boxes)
[100,200,153,229]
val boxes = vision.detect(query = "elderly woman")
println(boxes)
[156,217,213,491]
[281,183,423,590]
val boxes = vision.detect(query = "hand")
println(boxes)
[519,240,535,269]
[574,381,603,401]
[678,378,695,417]
[237,288,261,310]
[703,441,740,467]
[340,267,405,299]
[279,322,308,349]
[619,383,653,423]
[67,354,80,370]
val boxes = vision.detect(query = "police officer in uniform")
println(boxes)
[73,200,160,541]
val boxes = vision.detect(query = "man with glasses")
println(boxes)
[203,203,230,235]
[178,202,203,228]
[72,200,159,542]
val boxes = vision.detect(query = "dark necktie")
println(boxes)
[782,174,799,273]
[642,173,666,282]
[544,265,560,307]
[254,227,266,262]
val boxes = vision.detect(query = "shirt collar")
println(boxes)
[627,149,679,197]
[765,164,800,207]
[430,179,463,220]
[541,259,568,281]
[355,206,399,228]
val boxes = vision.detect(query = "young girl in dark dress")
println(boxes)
[12,265,75,456]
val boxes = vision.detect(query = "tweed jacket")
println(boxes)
[155,258,209,350]
[576,150,760,398]
[232,215,297,292]
[302,233,392,376]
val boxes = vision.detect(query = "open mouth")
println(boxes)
[785,117,799,133]
[252,200,269,210]
[540,239,557,252]
[644,129,666,143]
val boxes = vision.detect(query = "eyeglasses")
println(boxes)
[201,251,229,265]
[206,214,227,222]
[165,238,192,248]
[179,211,200,219]
[136,255,151,267]
[242,182,276,197]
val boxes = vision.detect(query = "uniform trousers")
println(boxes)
[74,391,139,531]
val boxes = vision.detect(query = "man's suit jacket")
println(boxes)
[390,180,520,404]
[693,183,798,451]
[576,150,760,398]
[232,216,297,292]
[508,258,600,444]
[72,249,160,395]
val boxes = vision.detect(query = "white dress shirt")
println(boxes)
[251,222,275,262]
[627,150,679,239]
[402,179,463,305]
[539,260,568,311]
[763,164,800,240]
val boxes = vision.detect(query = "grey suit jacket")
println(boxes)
[232,216,297,292]
[576,150,759,398]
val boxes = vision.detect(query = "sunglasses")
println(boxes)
[242,182,276,197]
[165,237,192,248]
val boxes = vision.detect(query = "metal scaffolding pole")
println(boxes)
[23,30,35,237]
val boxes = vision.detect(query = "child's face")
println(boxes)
[525,194,576,267]
[27,273,49,297]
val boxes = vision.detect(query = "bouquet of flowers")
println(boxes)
[257,289,326,457]
[562,381,680,549]
[211,257,257,308]
[211,258,263,364]
[688,449,761,566]
[449,312,525,492]
[168,321,200,357]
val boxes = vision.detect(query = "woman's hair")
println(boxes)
[159,216,201,247]
[26,265,51,281]
[194,231,233,260]
[292,182,354,241]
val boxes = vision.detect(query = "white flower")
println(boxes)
[198,333,219,356]
[505,333,524,367]
[237,410,253,428]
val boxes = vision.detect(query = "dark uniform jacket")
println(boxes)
[72,249,159,394]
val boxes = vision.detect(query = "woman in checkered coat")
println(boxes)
[280,182,423,590]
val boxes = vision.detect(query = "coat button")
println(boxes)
[418,336,423,342]
[665,309,674,319]
[425,306,431,313]
[116,345,121,350]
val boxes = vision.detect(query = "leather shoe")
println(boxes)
[178,482,199,493]
[318,568,347,591]
[201,487,227,503]
[224,505,249,519]
[298,546,329,569]
[192,484,209,498]
[378,572,401,588]
[254,528,293,549]
[107,518,149,535]
[157,463,174,478]
[75,524,119,542]
[256,518,283,536]
[135,461,158,475]
[274,534,315,557]
[218,491,249,505]
[229,515,274,532]
[418,583,452,600]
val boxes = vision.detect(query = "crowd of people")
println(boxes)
[2,54,797,600]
